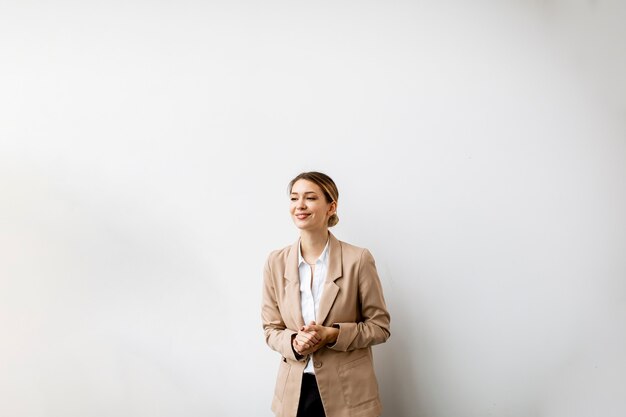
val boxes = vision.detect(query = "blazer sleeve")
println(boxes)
[261,256,305,362]
[329,248,391,352]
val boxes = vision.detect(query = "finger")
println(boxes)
[294,339,308,351]
[298,331,318,343]
[301,343,321,356]
[302,327,321,340]
[304,331,321,343]
[296,335,314,347]
[302,324,319,334]
[298,337,315,348]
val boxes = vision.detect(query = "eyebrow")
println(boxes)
[290,191,318,195]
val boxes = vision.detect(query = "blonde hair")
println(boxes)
[288,172,339,227]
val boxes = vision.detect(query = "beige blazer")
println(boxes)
[262,232,391,417]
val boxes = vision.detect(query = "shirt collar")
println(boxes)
[298,237,330,266]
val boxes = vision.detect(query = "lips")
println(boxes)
[295,213,310,220]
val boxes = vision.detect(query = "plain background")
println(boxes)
[1,1,625,416]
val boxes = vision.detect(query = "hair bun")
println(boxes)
[328,213,339,227]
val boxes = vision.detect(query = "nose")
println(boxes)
[296,197,307,209]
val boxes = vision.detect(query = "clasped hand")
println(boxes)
[292,321,338,356]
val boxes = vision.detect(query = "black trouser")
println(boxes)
[296,373,326,417]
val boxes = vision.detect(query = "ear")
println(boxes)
[327,201,337,216]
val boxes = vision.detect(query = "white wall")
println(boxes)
[1,1,625,416]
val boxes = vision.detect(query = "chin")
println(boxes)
[293,221,313,230]
[292,219,306,228]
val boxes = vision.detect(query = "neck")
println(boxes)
[299,229,329,261]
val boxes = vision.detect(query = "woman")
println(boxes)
[261,171,391,417]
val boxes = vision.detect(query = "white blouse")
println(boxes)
[297,238,330,374]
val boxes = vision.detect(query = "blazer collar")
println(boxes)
[327,232,343,282]
[284,231,343,283]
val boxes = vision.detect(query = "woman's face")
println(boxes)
[290,179,336,232]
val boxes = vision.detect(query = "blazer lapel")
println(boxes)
[317,232,343,325]
[284,239,305,329]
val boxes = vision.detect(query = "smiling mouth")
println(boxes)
[295,213,310,219]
